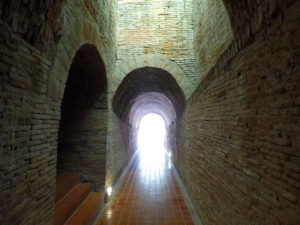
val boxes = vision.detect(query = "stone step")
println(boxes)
[65,192,104,225]
[55,173,80,202]
[54,183,91,225]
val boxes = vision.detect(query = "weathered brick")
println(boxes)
[177,2,300,225]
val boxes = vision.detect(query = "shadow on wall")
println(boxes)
[57,43,108,192]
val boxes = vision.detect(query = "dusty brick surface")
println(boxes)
[0,0,66,48]
[116,0,196,83]
[192,0,234,83]
[177,2,300,225]
[0,1,125,224]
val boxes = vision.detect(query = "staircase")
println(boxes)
[54,174,104,225]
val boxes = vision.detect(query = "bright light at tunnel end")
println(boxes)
[137,113,167,160]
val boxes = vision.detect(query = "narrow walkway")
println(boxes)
[95,151,195,225]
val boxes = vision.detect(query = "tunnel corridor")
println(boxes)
[95,113,199,224]
[93,67,199,224]
[0,0,299,225]
[95,149,195,225]
[53,64,193,224]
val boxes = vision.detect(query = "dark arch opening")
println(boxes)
[113,67,185,119]
[56,44,108,193]
[112,67,185,160]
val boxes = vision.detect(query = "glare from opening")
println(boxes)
[168,161,172,170]
[106,186,112,196]
[137,114,167,167]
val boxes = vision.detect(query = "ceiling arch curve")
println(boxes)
[112,67,185,123]
[112,54,194,99]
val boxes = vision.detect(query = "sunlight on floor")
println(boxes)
[96,114,195,224]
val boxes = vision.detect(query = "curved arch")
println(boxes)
[112,67,185,122]
[129,92,177,128]
[47,20,111,100]
[113,54,194,99]
[112,67,185,157]
[57,43,108,192]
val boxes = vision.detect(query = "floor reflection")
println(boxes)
[96,148,194,225]
[139,147,166,179]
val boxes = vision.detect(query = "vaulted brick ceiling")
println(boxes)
[0,0,67,47]
[128,92,177,127]
[62,44,107,108]
[112,67,185,123]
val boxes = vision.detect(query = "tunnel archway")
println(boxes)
[114,54,194,98]
[57,44,108,192]
[112,67,185,161]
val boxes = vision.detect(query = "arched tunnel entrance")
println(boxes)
[112,67,185,161]
[57,44,108,193]
[97,66,198,223]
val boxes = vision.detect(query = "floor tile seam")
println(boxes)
[120,157,139,219]
[93,154,139,225]
[124,158,138,190]
[171,163,203,225]
[121,157,138,199]
[168,167,194,223]
[116,157,137,201]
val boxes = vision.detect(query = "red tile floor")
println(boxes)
[95,150,195,225]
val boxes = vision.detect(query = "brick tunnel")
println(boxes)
[112,67,185,159]
[0,0,299,225]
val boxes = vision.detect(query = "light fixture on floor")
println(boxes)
[104,186,113,203]
[107,186,112,196]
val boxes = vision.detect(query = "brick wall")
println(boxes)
[0,22,59,224]
[192,0,233,83]
[176,2,300,224]
[0,0,67,48]
[105,111,129,188]
[117,0,196,82]
[0,0,120,224]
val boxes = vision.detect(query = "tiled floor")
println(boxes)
[95,150,194,225]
